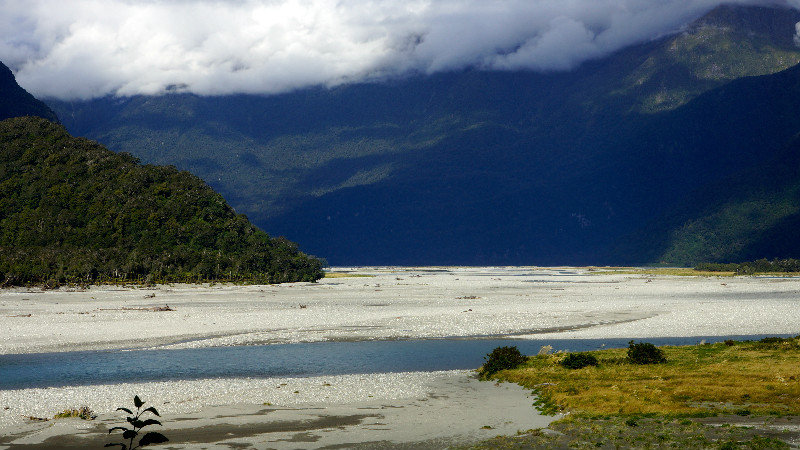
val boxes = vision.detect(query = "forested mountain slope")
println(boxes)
[615,113,800,266]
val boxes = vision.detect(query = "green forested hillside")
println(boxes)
[0,117,323,286]
[621,131,800,266]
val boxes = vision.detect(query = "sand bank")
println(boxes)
[0,371,554,449]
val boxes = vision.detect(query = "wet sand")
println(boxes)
[0,372,552,449]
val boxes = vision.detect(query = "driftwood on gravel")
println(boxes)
[98,305,175,312]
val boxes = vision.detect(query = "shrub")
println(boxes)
[627,341,666,365]
[755,336,799,349]
[53,406,95,420]
[559,352,599,369]
[481,346,527,379]
[759,337,790,344]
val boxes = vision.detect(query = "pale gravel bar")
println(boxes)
[1,267,798,355]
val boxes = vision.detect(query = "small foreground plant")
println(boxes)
[627,341,666,365]
[481,346,527,379]
[559,352,599,369]
[106,395,168,450]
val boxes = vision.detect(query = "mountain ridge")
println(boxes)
[0,61,58,123]
[44,3,800,265]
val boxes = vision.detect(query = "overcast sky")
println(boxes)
[2,0,798,99]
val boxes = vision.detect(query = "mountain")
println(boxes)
[0,61,58,123]
[615,107,800,266]
[46,4,800,265]
[0,116,323,286]
[659,134,800,266]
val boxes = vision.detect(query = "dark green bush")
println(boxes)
[694,262,739,272]
[627,341,666,365]
[481,346,527,379]
[754,336,799,349]
[559,352,599,369]
[759,337,790,344]
[695,259,800,275]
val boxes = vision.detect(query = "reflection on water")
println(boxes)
[0,334,792,390]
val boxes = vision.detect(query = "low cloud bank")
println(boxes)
[1,0,797,99]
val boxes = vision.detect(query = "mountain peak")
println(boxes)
[690,3,800,47]
[608,2,800,113]
[0,61,59,123]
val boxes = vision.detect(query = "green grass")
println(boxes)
[460,416,790,449]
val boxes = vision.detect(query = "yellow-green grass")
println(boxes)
[492,338,800,417]
[323,272,375,278]
[53,406,95,420]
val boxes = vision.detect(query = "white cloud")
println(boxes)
[0,0,796,99]
[795,22,800,46]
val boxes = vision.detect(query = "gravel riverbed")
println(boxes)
[1,267,798,448]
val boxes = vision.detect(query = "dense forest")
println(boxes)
[0,117,324,286]
[696,259,800,274]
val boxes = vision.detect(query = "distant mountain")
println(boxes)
[660,134,800,265]
[0,61,58,122]
[0,117,323,286]
[46,4,800,265]
[614,80,800,266]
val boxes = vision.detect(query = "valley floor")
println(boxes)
[1,267,798,448]
[2,267,798,355]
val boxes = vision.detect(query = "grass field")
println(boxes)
[495,338,800,416]
[462,338,800,449]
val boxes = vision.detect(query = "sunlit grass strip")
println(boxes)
[323,272,375,278]
[493,338,800,416]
